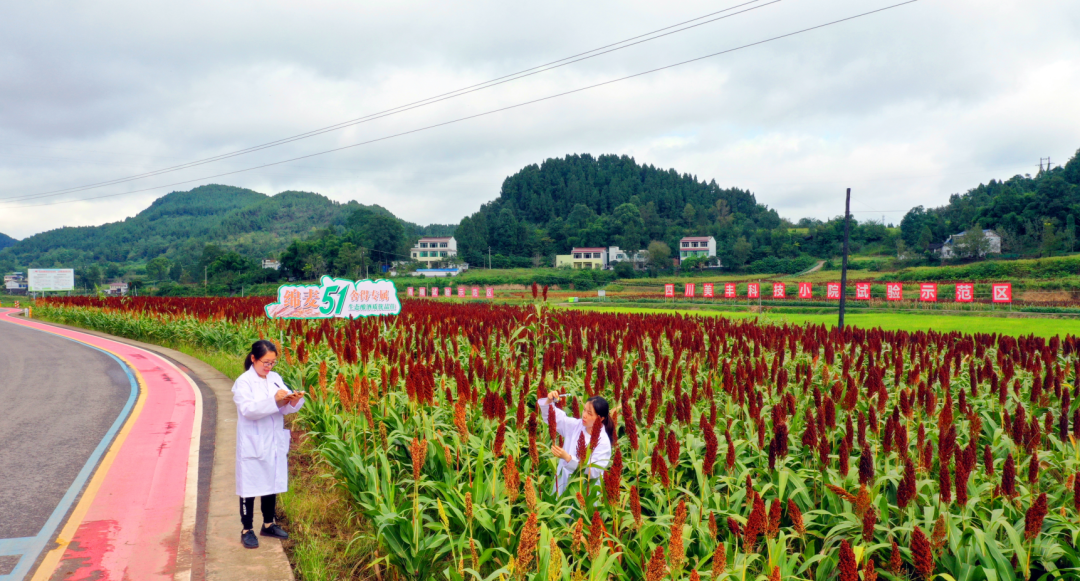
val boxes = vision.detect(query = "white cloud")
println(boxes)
[0,0,1078,239]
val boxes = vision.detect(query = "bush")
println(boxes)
[748,256,815,274]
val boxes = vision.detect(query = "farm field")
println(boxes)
[31,295,1080,581]
[561,304,1080,339]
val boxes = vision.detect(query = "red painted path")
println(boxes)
[0,309,201,581]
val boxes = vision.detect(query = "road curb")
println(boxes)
[18,317,295,581]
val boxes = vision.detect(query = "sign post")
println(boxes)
[265,276,401,318]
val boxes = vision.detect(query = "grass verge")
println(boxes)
[30,314,375,581]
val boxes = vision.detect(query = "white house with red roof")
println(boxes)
[411,236,457,264]
[679,236,716,261]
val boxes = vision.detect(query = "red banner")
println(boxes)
[471,286,479,298]
[798,282,812,299]
[419,287,427,297]
[992,283,1012,303]
[407,287,414,297]
[458,287,466,297]
[747,283,760,298]
[485,287,494,299]
[886,283,902,301]
[684,283,696,297]
[855,283,871,300]
[703,283,714,298]
[919,283,937,302]
[664,284,675,298]
[955,283,974,303]
[772,282,785,298]
[724,283,736,298]
[826,283,841,300]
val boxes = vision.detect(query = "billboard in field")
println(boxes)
[28,269,75,291]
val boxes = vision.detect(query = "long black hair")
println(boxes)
[586,396,616,445]
[244,339,278,371]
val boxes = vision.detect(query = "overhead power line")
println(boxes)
[6,0,781,202]
[3,0,922,209]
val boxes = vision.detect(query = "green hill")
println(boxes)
[0,232,15,251]
[454,153,786,267]
[0,184,411,270]
[899,148,1080,255]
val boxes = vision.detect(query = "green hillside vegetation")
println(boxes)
[0,184,454,284]
[900,148,1080,257]
[453,153,898,269]
[0,232,15,251]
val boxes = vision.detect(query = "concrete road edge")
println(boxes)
[20,317,295,581]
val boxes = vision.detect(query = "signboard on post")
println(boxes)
[798,283,812,299]
[919,283,938,302]
[458,287,466,298]
[724,283,736,298]
[703,283,714,298]
[471,286,479,298]
[992,283,1012,303]
[855,283,871,300]
[407,287,414,297]
[772,282,785,299]
[265,276,401,319]
[886,283,902,301]
[485,287,494,299]
[826,283,841,300]
[684,283,695,297]
[747,283,760,299]
[28,269,74,292]
[664,284,675,298]
[955,283,974,303]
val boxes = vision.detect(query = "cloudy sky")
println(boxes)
[1,0,1078,239]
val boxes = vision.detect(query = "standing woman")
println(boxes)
[537,392,614,496]
[233,340,304,549]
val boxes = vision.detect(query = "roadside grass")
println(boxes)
[559,303,1080,337]
[170,345,379,581]
[27,314,372,581]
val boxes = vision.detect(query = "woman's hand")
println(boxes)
[546,390,560,403]
[550,445,572,462]
[286,392,304,406]
[274,389,290,407]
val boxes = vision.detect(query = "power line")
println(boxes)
[3,0,922,209]
[4,0,780,202]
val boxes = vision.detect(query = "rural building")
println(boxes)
[4,272,27,294]
[106,281,129,296]
[411,236,457,264]
[556,247,608,270]
[679,236,717,261]
[261,259,281,270]
[940,229,1002,258]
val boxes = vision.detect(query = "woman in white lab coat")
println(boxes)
[233,340,304,549]
[537,392,613,496]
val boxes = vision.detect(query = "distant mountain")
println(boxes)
[0,184,436,269]
[0,232,15,251]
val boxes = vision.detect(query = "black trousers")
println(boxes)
[240,494,277,530]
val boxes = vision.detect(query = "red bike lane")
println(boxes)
[0,309,202,581]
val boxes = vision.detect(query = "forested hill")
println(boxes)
[454,153,782,266]
[0,184,413,269]
[0,232,15,251]
[900,148,1080,255]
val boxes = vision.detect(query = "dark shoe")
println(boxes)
[260,523,289,540]
[241,529,259,549]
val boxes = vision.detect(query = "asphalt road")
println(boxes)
[0,318,130,541]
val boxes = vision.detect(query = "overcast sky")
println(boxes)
[1,0,1078,239]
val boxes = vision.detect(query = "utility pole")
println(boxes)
[204,266,207,290]
[838,188,851,330]
[488,247,492,270]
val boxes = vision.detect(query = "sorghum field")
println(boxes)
[37,295,1080,581]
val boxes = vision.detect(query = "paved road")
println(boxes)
[0,316,130,576]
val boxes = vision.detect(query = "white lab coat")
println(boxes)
[233,367,304,498]
[537,398,611,495]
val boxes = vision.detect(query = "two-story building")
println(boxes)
[411,236,458,265]
[4,272,27,295]
[939,229,1002,259]
[556,247,607,270]
[679,236,716,262]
